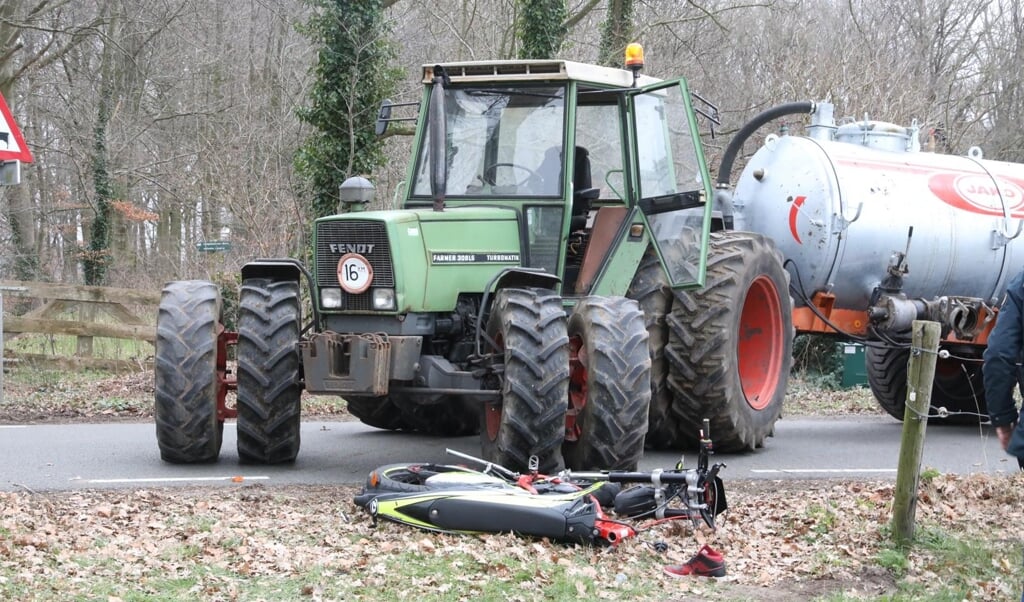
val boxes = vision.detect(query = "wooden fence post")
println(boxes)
[890,320,941,547]
[76,302,96,358]
[0,280,160,371]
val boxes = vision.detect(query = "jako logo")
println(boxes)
[928,173,1024,218]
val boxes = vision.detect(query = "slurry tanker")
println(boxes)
[724,101,1021,420]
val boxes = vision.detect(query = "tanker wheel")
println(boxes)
[398,396,480,437]
[866,345,987,423]
[154,281,224,463]
[236,278,303,464]
[666,231,793,452]
[346,396,411,431]
[480,287,569,474]
[866,346,910,420]
[627,246,680,450]
[931,350,987,422]
[563,296,651,471]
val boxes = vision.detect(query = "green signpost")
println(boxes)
[196,240,231,253]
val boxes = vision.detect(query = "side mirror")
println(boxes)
[375,100,392,136]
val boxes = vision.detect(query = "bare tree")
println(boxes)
[2,0,1023,289]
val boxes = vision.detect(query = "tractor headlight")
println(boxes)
[372,288,396,311]
[321,287,343,309]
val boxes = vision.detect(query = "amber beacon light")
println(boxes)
[624,43,644,86]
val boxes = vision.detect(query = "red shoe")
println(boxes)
[663,544,726,577]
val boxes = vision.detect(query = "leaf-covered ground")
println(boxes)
[2,369,1022,600]
[2,474,1022,601]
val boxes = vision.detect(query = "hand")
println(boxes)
[995,423,1016,451]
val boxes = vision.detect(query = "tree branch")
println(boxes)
[564,0,602,30]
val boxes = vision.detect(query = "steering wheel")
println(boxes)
[482,162,539,187]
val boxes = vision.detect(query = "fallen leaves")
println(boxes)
[6,475,1017,600]
[1,370,1022,599]
[0,369,353,423]
[3,370,876,425]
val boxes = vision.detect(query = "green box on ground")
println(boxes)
[840,342,867,388]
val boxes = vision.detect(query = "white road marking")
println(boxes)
[83,475,270,484]
[750,468,897,474]
[0,425,28,429]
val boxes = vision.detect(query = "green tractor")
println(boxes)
[154,48,793,472]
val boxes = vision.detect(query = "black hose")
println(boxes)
[716,101,817,186]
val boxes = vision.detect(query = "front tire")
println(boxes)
[666,231,793,452]
[480,287,569,473]
[360,463,497,495]
[154,281,223,463]
[236,278,303,464]
[563,296,651,471]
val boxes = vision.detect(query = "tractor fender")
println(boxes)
[240,258,320,330]
[240,259,303,283]
[492,267,561,292]
[472,267,564,378]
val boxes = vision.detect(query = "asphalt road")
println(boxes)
[0,416,1017,493]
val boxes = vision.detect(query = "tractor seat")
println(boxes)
[571,146,599,230]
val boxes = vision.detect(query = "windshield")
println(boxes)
[412,86,566,197]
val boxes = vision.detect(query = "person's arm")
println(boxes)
[983,272,1024,438]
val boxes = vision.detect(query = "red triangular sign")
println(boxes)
[0,91,33,163]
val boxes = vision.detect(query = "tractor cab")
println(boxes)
[396,51,716,297]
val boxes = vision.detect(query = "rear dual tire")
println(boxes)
[564,296,651,471]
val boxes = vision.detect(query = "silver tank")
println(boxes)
[732,103,1024,313]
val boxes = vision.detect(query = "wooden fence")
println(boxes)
[0,280,161,372]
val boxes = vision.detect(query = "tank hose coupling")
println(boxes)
[869,294,924,333]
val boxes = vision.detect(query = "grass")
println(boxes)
[806,502,839,537]
[872,525,1015,601]
[5,332,152,361]
[4,366,114,388]
[0,547,658,602]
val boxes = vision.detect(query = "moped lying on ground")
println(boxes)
[353,421,727,546]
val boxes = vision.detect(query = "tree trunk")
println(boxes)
[6,184,38,280]
[598,0,634,68]
[84,74,114,285]
[515,0,567,59]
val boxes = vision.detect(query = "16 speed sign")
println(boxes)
[337,253,373,294]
